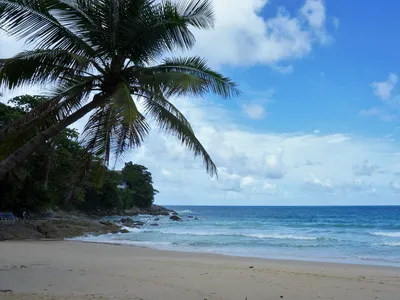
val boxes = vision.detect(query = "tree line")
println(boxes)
[0,0,239,214]
[0,96,157,215]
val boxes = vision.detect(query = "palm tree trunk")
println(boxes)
[0,96,105,178]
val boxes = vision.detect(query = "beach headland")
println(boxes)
[1,240,399,300]
[0,205,174,241]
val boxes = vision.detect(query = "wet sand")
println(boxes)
[1,241,399,300]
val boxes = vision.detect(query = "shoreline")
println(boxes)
[69,238,400,269]
[1,240,400,300]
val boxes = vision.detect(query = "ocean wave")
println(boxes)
[69,235,172,247]
[246,233,318,240]
[369,232,400,237]
[176,210,193,214]
[121,226,141,233]
[145,229,322,241]
[382,242,400,247]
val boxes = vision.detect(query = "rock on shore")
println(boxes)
[0,217,121,241]
[0,204,174,241]
[123,204,175,216]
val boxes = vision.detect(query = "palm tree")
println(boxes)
[0,0,239,178]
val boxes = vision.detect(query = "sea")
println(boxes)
[72,206,400,267]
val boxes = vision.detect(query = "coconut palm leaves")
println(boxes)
[0,0,240,178]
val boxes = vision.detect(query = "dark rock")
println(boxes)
[123,205,175,216]
[118,218,144,228]
[120,229,130,233]
[154,218,160,221]
[194,217,200,220]
[150,223,159,226]
[99,220,114,226]
[122,207,141,216]
[249,266,254,269]
[0,215,123,241]
[187,216,194,218]
[170,215,182,221]
[119,218,134,226]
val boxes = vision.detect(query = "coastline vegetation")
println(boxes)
[0,0,239,215]
[0,96,157,215]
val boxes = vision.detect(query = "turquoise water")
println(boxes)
[73,206,400,267]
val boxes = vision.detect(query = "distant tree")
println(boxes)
[122,162,157,208]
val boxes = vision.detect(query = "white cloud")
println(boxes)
[186,0,333,69]
[271,64,294,74]
[3,0,334,76]
[304,173,333,191]
[241,176,257,187]
[124,95,400,205]
[242,103,266,120]
[301,0,326,28]
[313,129,320,134]
[353,160,379,176]
[371,73,398,100]
[390,181,400,191]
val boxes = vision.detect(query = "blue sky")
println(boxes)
[1,0,400,206]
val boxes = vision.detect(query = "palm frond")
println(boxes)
[118,0,213,64]
[82,83,150,166]
[0,49,101,89]
[135,86,194,132]
[0,0,95,56]
[140,91,217,176]
[128,56,240,98]
[166,0,214,29]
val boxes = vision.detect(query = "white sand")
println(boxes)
[1,241,399,300]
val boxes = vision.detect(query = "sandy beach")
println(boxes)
[0,241,399,300]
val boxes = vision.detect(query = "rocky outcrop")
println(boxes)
[123,204,175,216]
[0,218,123,241]
[170,215,182,221]
[118,218,144,227]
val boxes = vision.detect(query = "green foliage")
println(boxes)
[0,98,157,215]
[122,162,158,208]
[0,0,240,177]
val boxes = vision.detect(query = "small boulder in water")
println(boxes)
[120,229,130,233]
[194,217,200,220]
[150,223,159,226]
[154,218,160,221]
[170,215,182,221]
[187,216,194,218]
[119,218,144,227]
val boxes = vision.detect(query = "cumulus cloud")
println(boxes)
[390,181,400,191]
[186,0,333,68]
[121,93,400,205]
[242,103,266,120]
[371,73,398,100]
[353,160,379,176]
[303,173,333,191]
